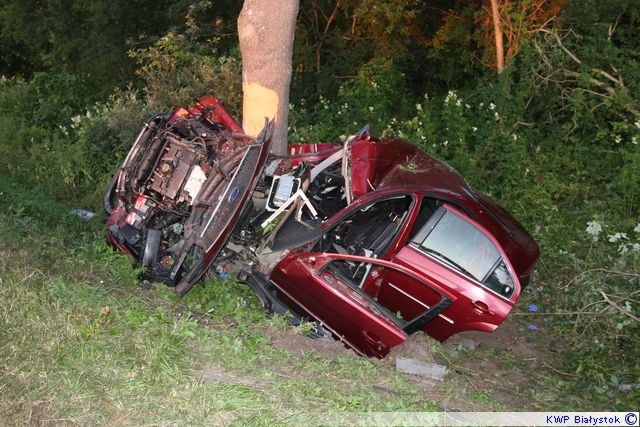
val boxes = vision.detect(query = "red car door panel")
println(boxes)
[270,252,460,357]
[373,268,444,319]
[269,253,407,358]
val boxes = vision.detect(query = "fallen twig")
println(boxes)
[543,362,579,377]
[464,373,478,392]
[563,268,640,290]
[512,311,600,316]
[600,291,640,323]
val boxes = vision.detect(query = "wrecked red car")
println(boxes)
[104,95,539,358]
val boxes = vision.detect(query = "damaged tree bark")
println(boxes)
[490,0,505,73]
[238,0,300,155]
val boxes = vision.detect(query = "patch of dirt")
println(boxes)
[386,332,437,364]
[194,302,564,412]
[259,325,357,360]
[256,325,365,394]
[17,400,53,425]
[255,316,558,411]
[195,324,358,396]
[352,316,562,411]
[378,333,487,411]
[446,315,541,358]
[432,316,561,410]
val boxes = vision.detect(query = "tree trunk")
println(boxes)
[238,0,299,155]
[490,0,505,73]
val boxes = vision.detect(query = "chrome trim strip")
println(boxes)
[439,314,455,324]
[385,281,429,309]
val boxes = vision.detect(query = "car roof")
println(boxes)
[359,137,539,279]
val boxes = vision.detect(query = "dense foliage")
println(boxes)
[0,0,637,407]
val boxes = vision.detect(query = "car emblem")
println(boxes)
[229,186,240,202]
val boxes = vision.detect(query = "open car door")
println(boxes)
[269,253,454,358]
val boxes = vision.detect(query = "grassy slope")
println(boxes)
[0,178,440,425]
[0,177,636,425]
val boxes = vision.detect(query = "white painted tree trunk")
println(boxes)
[238,0,299,155]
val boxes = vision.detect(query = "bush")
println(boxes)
[288,57,413,143]
[130,32,242,117]
[0,26,242,210]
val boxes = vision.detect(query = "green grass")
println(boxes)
[0,178,440,424]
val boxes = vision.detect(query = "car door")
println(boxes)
[269,252,454,357]
[393,203,521,341]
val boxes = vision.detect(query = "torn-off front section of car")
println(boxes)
[104,96,273,296]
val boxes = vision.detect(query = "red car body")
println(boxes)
[105,96,539,358]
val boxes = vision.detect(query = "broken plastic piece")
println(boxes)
[309,148,343,182]
[71,208,96,219]
[266,175,301,211]
[183,165,207,203]
[261,188,318,229]
[458,338,477,352]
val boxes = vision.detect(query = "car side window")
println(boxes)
[411,206,515,299]
[408,197,440,240]
[483,260,514,298]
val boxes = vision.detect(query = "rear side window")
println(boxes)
[411,207,514,299]
[483,260,514,298]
